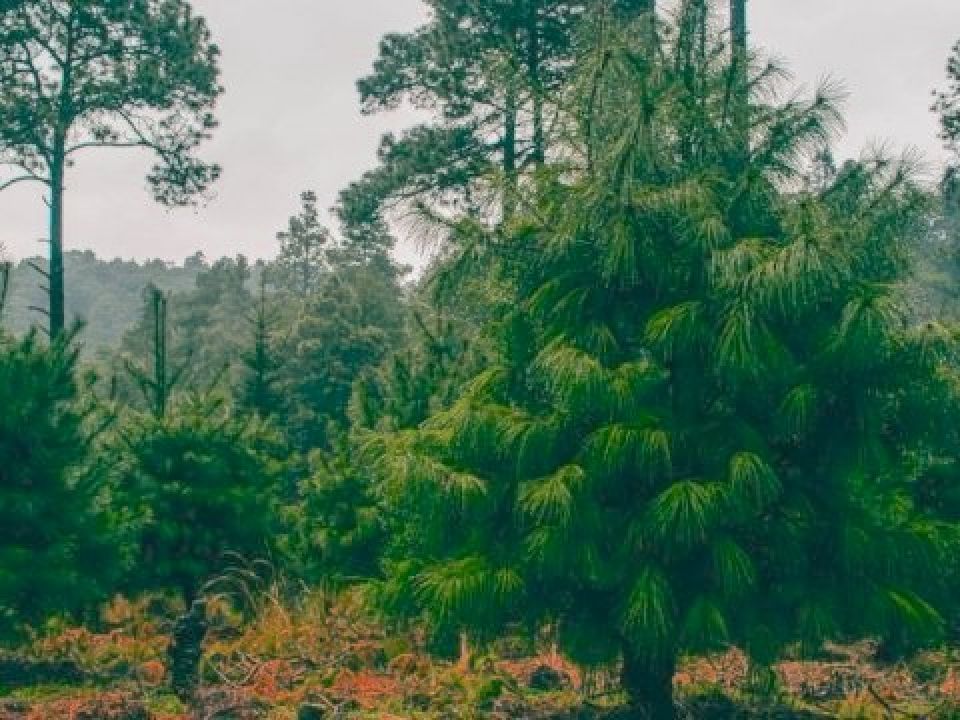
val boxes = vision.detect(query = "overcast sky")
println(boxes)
[1,1,958,266]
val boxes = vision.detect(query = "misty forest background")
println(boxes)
[3,0,960,718]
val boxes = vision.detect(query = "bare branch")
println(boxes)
[0,174,47,192]
[27,261,49,279]
[66,139,150,155]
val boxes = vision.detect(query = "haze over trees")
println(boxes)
[2,1,960,718]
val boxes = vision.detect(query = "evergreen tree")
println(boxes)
[280,263,404,451]
[273,191,330,296]
[240,272,283,419]
[0,327,116,637]
[934,38,960,162]
[0,0,222,336]
[115,391,284,601]
[124,285,184,419]
[353,0,585,222]
[370,6,957,717]
[114,287,283,601]
[117,257,255,402]
[290,305,481,583]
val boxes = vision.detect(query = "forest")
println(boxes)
[2,0,960,718]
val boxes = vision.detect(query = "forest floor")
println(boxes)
[2,590,960,719]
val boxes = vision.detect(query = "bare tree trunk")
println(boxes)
[48,139,66,338]
[731,0,749,158]
[151,287,169,419]
[526,0,545,167]
[503,75,519,221]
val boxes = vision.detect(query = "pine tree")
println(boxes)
[934,38,960,162]
[370,5,957,717]
[0,327,116,637]
[115,289,283,601]
[117,258,255,401]
[124,285,185,419]
[354,0,585,222]
[240,272,283,419]
[274,191,331,296]
[280,264,404,451]
[0,0,221,336]
[115,392,284,602]
[289,305,480,583]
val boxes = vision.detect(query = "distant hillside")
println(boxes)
[1,250,208,352]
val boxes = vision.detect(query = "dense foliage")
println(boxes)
[0,327,115,638]
[365,6,960,717]
[2,3,960,718]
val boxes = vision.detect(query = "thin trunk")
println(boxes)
[526,0,544,166]
[48,140,66,338]
[503,76,518,222]
[644,0,657,48]
[49,11,76,338]
[0,261,10,324]
[731,0,749,159]
[621,644,676,719]
[252,272,272,416]
[152,288,169,419]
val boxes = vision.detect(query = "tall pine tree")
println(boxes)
[369,4,958,717]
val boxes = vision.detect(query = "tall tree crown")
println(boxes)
[0,0,222,201]
[367,5,958,716]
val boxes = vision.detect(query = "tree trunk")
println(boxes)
[621,645,676,719]
[48,140,66,338]
[151,287,169,419]
[730,0,749,158]
[526,0,545,167]
[503,77,519,222]
[0,261,10,319]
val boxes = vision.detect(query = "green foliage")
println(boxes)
[112,390,285,600]
[273,191,331,296]
[352,0,586,224]
[366,4,960,714]
[0,0,222,334]
[0,328,116,638]
[279,263,405,450]
[116,255,257,399]
[110,284,286,601]
[239,273,284,419]
[284,438,384,583]
[289,302,482,584]
[0,0,221,201]
[935,39,960,160]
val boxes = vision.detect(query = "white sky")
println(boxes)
[0,0,958,266]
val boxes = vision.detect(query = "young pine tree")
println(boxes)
[370,5,959,717]
[0,327,116,638]
[288,306,481,583]
[115,288,284,601]
[240,272,283,419]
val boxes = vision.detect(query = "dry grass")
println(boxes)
[5,590,960,719]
